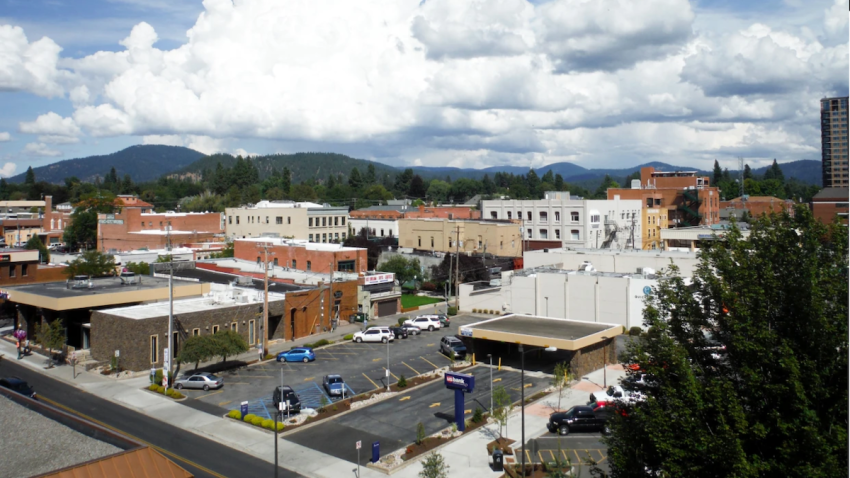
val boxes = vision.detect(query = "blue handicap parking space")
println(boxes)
[225,381,355,420]
[294,382,330,409]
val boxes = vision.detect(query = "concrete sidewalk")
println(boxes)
[0,316,624,478]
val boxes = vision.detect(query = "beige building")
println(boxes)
[398,218,523,257]
[642,208,667,250]
[225,200,349,243]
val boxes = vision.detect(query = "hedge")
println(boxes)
[147,383,184,399]
[228,411,284,432]
[343,334,354,341]
[447,306,457,316]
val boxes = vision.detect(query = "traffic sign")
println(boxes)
[356,440,361,450]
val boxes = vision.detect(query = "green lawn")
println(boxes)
[401,295,443,308]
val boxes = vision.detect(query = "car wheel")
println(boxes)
[303,357,309,363]
[559,425,570,436]
[203,384,210,391]
[429,325,435,331]
[382,337,388,344]
[356,337,362,343]
[276,358,281,362]
[176,384,183,390]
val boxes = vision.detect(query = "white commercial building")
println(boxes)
[481,192,643,250]
[459,266,666,331]
[523,247,700,277]
[225,200,349,243]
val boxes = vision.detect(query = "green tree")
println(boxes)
[290,184,318,202]
[281,167,292,196]
[65,250,116,278]
[492,385,513,440]
[607,207,847,477]
[210,241,235,258]
[365,163,377,185]
[594,174,620,199]
[481,174,496,195]
[713,159,723,185]
[63,191,117,250]
[361,184,394,203]
[211,330,249,364]
[124,261,150,275]
[554,173,565,191]
[378,255,421,286]
[409,175,427,198]
[449,178,479,203]
[24,166,36,186]
[743,163,753,180]
[24,235,50,263]
[419,452,450,478]
[552,362,571,412]
[526,169,541,197]
[35,319,66,368]
[177,335,217,371]
[394,168,414,196]
[426,180,451,204]
[348,167,363,190]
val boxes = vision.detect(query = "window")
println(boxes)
[418,236,422,247]
[236,217,240,225]
[322,217,327,227]
[273,258,279,266]
[554,211,560,222]
[21,264,28,276]
[591,214,600,223]
[491,211,498,219]
[292,260,296,268]
[149,221,153,226]
[307,261,312,271]
[228,216,232,225]
[431,237,434,247]
[265,216,269,224]
[173,331,180,357]
[287,217,291,224]
[322,233,327,242]
[212,325,219,334]
[655,199,662,206]
[142,222,145,227]
[571,230,580,240]
[500,241,504,249]
[341,217,345,226]
[338,260,355,272]
[309,218,314,227]
[449,238,453,248]
[249,320,255,344]
[507,211,512,220]
[334,217,339,226]
[150,335,158,363]
[527,228,532,238]
[571,211,579,222]
[539,211,548,222]
[527,211,532,221]
[231,322,237,332]
[193,328,200,337]
[555,229,561,239]
[309,234,313,241]
[9,265,15,278]
[539,229,548,239]
[276,216,283,225]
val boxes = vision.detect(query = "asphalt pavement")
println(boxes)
[516,432,610,477]
[0,359,305,478]
[285,365,549,464]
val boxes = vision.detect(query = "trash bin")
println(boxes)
[492,449,504,471]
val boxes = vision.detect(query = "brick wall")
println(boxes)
[568,339,618,379]
[233,241,367,275]
[99,209,223,252]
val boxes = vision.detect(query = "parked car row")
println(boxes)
[0,377,37,399]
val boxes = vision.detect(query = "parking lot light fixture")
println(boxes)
[487,353,493,414]
[601,336,609,388]
[519,344,557,477]
[386,336,391,392]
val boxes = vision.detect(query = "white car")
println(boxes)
[404,316,442,332]
[352,327,394,343]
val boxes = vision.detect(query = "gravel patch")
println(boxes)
[0,395,122,478]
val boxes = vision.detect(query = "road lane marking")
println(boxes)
[429,402,441,408]
[303,377,315,381]
[39,396,228,478]
[372,358,382,362]
[464,409,471,414]
[426,344,435,347]
[595,449,606,463]
[400,396,411,401]
[493,378,502,383]
[219,400,233,407]
[524,383,532,388]
[401,361,419,375]
[382,367,398,381]
[419,356,440,369]
[362,373,380,389]
[525,450,532,464]
[196,390,223,400]
[434,353,452,362]
[573,449,581,463]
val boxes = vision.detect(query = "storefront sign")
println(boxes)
[444,371,475,393]
[364,273,394,285]
[0,255,10,262]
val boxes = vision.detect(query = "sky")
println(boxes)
[0,0,847,178]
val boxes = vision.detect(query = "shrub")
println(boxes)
[491,310,497,314]
[332,404,338,412]
[397,374,408,388]
[302,342,313,349]
[153,369,174,386]
[148,384,158,391]
[320,395,329,411]
[472,407,484,424]
[156,386,165,394]
[228,410,242,420]
[262,419,274,429]
[416,422,426,445]
[447,307,457,316]
[398,318,407,326]
[312,339,330,348]
[343,334,354,341]
[421,282,437,291]
[629,326,642,336]
[244,413,257,422]
[264,353,275,360]
[251,416,264,426]
[274,422,285,432]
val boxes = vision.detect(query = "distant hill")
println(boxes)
[177,152,398,184]
[8,145,205,184]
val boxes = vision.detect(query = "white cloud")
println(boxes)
[0,132,10,142]
[0,162,17,177]
[0,25,64,97]
[23,142,62,157]
[0,0,847,169]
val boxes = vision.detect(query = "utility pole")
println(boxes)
[166,223,173,391]
[257,242,274,355]
[446,248,452,315]
[329,260,334,331]
[454,225,460,309]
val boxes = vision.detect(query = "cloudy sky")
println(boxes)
[0,0,846,178]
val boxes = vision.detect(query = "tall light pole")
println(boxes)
[166,223,173,391]
[601,336,609,389]
[518,344,556,477]
[386,334,391,392]
[488,353,493,414]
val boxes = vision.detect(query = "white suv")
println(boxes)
[352,327,394,343]
[404,316,442,332]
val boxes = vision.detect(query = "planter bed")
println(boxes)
[142,384,186,401]
[486,437,516,456]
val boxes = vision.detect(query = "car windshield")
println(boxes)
[564,408,577,418]
[328,377,343,384]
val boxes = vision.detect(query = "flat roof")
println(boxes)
[100,285,286,320]
[173,267,308,293]
[460,314,621,351]
[235,237,364,252]
[3,275,173,299]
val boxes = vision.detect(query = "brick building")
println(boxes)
[233,238,367,275]
[811,187,849,225]
[98,208,224,252]
[720,196,795,221]
[0,249,66,286]
[608,167,721,227]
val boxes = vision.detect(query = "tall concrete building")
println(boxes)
[821,96,849,188]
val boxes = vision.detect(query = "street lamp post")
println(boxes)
[386,334,391,392]
[518,344,556,477]
[488,353,493,413]
[601,336,609,389]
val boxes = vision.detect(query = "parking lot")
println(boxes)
[177,314,486,418]
[286,366,549,464]
[517,435,609,477]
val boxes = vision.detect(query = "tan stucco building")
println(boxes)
[225,201,349,243]
[398,218,523,257]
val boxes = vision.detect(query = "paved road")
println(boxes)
[0,360,305,478]
[516,434,609,477]
[285,366,549,464]
[179,314,484,419]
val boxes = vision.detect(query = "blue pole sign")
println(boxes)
[445,372,475,432]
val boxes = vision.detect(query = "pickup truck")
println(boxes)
[547,405,612,436]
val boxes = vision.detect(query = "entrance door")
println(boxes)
[290,308,296,339]
[377,300,397,317]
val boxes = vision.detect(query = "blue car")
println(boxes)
[277,347,316,363]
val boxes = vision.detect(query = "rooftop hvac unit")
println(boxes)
[637,267,656,276]
[631,179,641,189]
[578,261,595,272]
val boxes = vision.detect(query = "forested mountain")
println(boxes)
[7,145,204,184]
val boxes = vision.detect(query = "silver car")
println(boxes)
[174,372,223,391]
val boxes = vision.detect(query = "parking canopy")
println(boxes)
[459,314,621,351]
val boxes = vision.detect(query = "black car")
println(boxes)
[274,385,301,414]
[547,405,611,435]
[389,326,408,339]
[0,377,37,399]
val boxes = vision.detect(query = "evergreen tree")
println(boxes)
[349,167,363,190]
[281,167,292,196]
[104,167,119,191]
[326,173,336,189]
[541,169,555,185]
[394,168,414,195]
[526,169,541,197]
[24,166,35,186]
[554,173,565,191]
[121,174,133,194]
[770,159,784,183]
[212,163,230,195]
[594,174,620,199]
[713,159,723,185]
[365,163,377,185]
[743,164,753,180]
[481,174,496,195]
[409,174,427,198]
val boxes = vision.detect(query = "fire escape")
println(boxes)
[601,216,619,248]
[677,189,702,226]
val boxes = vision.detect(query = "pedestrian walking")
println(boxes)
[16,340,21,360]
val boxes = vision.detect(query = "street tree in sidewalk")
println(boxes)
[211,330,249,365]
[552,362,571,412]
[419,452,449,478]
[34,319,65,368]
[177,335,217,371]
[605,208,848,478]
[492,385,514,440]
